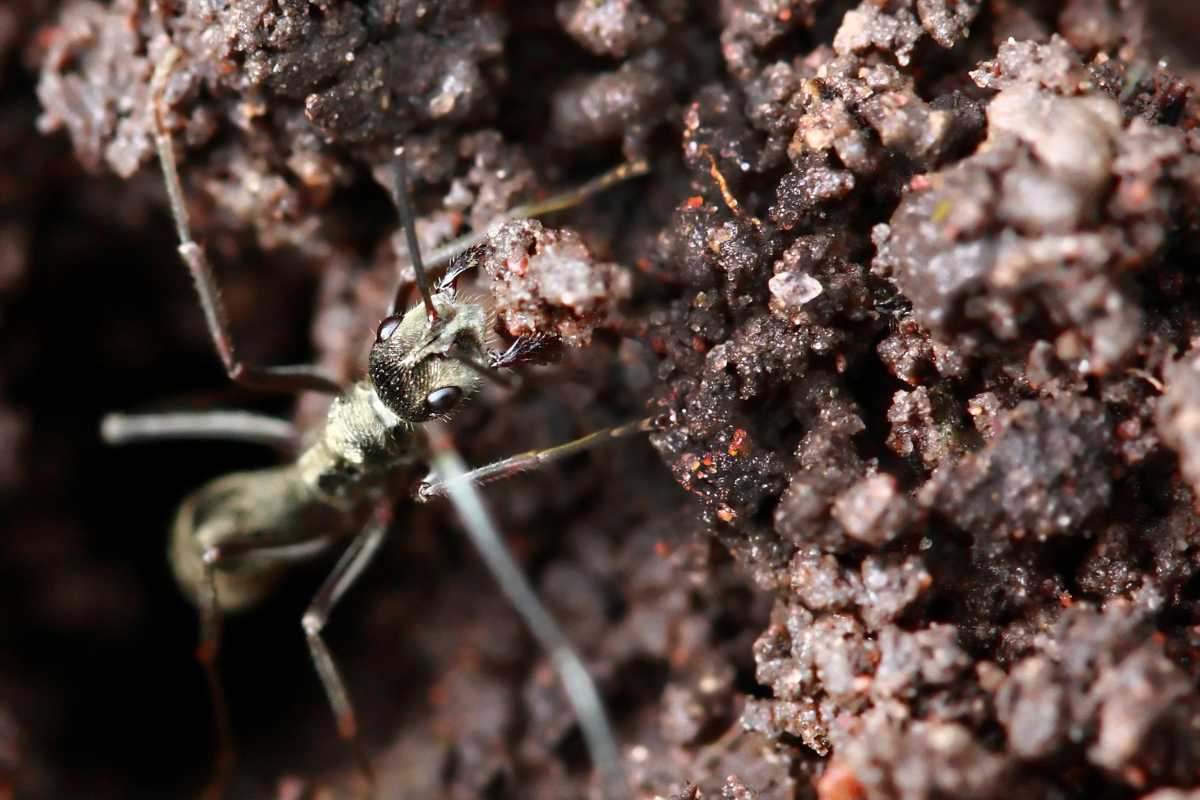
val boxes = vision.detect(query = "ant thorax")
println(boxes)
[294,383,415,508]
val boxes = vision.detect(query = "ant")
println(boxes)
[101,48,653,799]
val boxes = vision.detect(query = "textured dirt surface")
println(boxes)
[5,0,1200,798]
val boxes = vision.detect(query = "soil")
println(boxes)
[4,0,1200,798]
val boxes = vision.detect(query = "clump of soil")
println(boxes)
[3,0,1200,798]
[649,3,1200,798]
[482,218,633,347]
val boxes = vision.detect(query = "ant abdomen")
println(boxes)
[170,467,343,612]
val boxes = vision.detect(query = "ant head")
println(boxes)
[373,147,497,423]
[368,290,490,424]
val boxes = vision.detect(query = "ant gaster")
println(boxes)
[102,47,651,799]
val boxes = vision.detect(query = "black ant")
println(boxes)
[102,47,652,799]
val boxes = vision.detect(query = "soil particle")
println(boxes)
[720,0,824,81]
[1157,346,1200,499]
[481,218,634,347]
[996,602,1200,787]
[550,52,673,160]
[920,396,1113,545]
[833,708,1008,800]
[558,0,665,58]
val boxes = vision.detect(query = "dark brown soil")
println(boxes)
[5,1,1200,798]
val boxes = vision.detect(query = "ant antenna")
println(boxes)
[424,423,625,797]
[391,146,438,321]
[420,159,649,270]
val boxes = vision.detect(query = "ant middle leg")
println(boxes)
[150,49,342,396]
[301,505,392,791]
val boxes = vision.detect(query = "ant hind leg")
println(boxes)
[150,49,342,397]
[100,410,298,452]
[197,551,236,800]
[188,536,348,799]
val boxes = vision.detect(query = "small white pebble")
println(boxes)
[769,271,823,308]
[430,92,455,117]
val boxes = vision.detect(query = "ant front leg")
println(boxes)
[417,416,656,501]
[151,49,342,396]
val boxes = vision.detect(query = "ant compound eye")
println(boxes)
[376,314,403,342]
[424,386,463,415]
